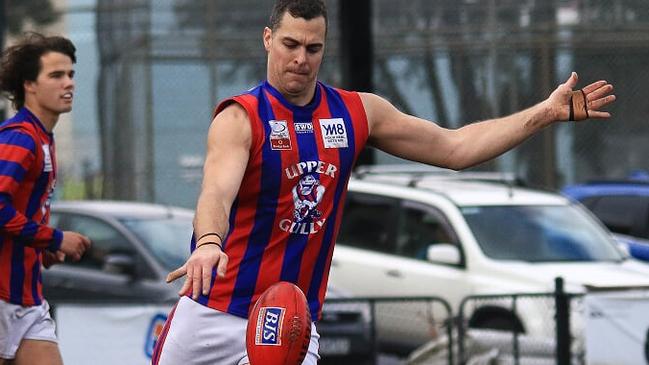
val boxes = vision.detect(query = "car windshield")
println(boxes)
[461,205,624,262]
[120,215,193,270]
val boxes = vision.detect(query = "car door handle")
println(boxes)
[385,269,402,278]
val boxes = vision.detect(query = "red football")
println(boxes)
[246,281,312,365]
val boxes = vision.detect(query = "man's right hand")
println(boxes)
[166,244,229,299]
[42,250,66,268]
[59,231,91,261]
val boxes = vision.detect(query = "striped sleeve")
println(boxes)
[0,129,62,251]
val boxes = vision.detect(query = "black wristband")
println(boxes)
[196,241,223,251]
[197,232,224,243]
[580,89,589,119]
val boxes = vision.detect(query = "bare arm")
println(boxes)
[167,103,251,299]
[363,72,615,170]
[193,103,251,248]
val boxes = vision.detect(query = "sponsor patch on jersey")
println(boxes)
[255,307,285,346]
[42,144,53,172]
[319,118,348,148]
[294,122,314,134]
[145,313,167,358]
[269,120,292,150]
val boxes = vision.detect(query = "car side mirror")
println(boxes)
[615,241,631,259]
[103,253,136,277]
[426,243,461,266]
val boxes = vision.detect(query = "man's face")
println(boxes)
[24,51,75,121]
[264,12,326,99]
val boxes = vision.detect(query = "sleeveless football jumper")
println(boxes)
[194,81,368,321]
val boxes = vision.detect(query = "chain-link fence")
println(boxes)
[458,292,585,364]
[321,296,455,365]
[45,288,602,365]
[323,288,586,365]
[7,1,649,204]
[92,0,343,206]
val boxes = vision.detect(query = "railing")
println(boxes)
[47,283,591,365]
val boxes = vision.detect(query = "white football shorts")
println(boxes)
[153,296,320,365]
[0,299,58,360]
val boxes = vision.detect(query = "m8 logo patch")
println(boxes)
[319,118,348,148]
[255,307,285,346]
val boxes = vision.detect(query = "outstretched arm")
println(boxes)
[362,72,615,170]
[166,103,251,299]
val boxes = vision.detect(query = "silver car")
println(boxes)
[43,200,372,363]
[43,200,192,302]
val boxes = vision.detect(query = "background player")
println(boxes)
[0,33,91,365]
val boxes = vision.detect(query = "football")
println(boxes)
[246,281,312,365]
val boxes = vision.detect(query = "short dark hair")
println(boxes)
[0,32,76,110]
[269,0,328,32]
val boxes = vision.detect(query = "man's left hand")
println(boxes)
[547,72,616,122]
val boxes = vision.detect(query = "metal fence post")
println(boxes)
[555,277,571,365]
[512,297,520,365]
[457,305,467,364]
[369,298,378,365]
[446,313,454,365]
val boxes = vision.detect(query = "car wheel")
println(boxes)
[469,310,524,333]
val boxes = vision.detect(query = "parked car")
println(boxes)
[328,165,649,353]
[44,200,371,362]
[562,173,649,261]
[44,200,192,302]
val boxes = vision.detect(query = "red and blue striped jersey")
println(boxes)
[193,81,369,320]
[0,107,63,306]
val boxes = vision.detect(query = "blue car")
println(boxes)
[561,171,649,261]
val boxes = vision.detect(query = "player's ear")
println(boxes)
[24,80,36,94]
[263,27,272,51]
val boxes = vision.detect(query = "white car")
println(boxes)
[328,165,649,352]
